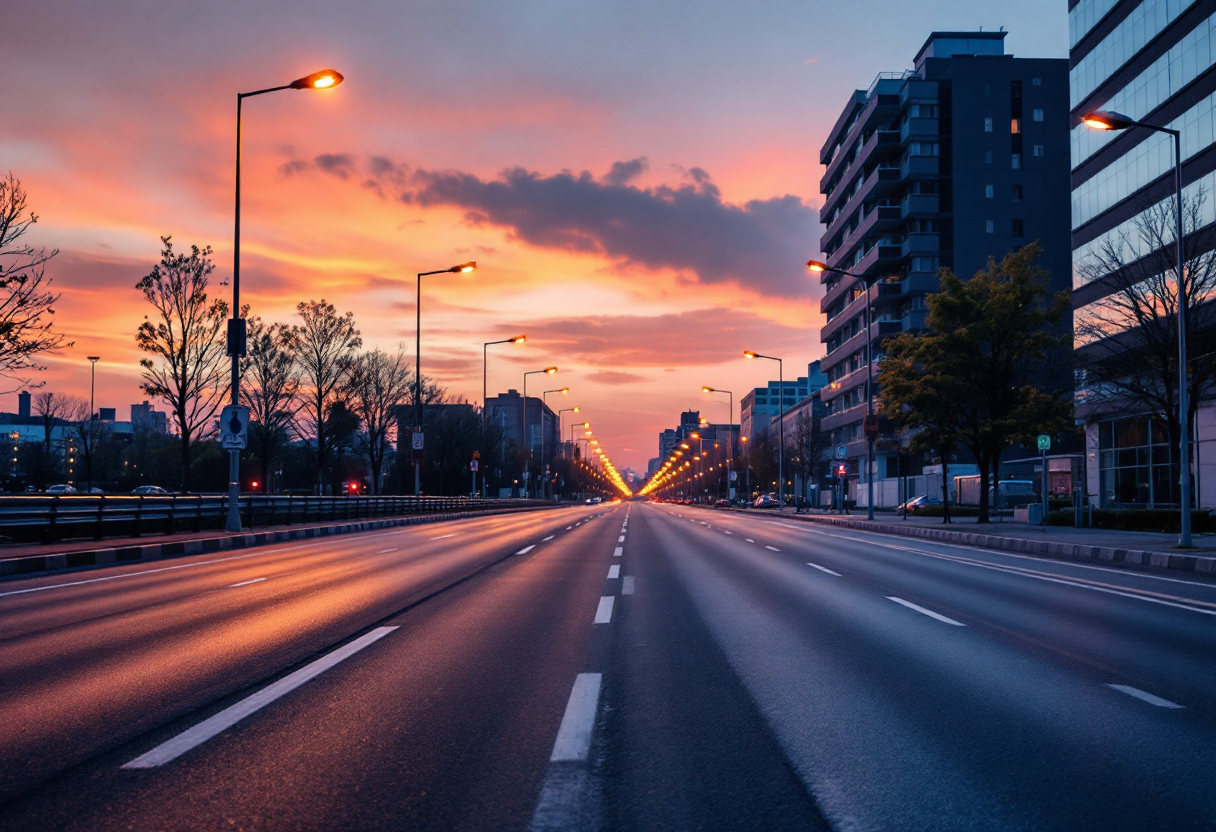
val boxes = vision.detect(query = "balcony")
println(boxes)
[900,193,938,218]
[901,156,939,178]
[900,117,939,143]
[820,129,900,198]
[901,233,940,258]
[821,164,900,234]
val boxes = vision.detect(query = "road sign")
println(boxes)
[863,414,879,439]
[219,405,249,450]
[1037,434,1051,450]
[835,445,848,460]
[412,430,425,451]
[729,471,737,482]
[470,460,479,472]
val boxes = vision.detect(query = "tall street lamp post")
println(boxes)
[702,386,734,499]
[744,351,784,507]
[522,367,557,497]
[413,262,477,496]
[87,355,100,493]
[482,334,525,496]
[808,258,878,520]
[541,387,569,499]
[1083,109,1191,546]
[226,68,344,533]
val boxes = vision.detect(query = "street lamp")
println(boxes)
[1083,109,1192,546]
[482,334,525,496]
[522,366,557,497]
[87,355,100,493]
[702,386,735,500]
[225,67,344,533]
[540,387,569,499]
[808,258,880,520]
[744,350,785,508]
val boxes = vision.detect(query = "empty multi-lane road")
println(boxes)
[0,502,1213,830]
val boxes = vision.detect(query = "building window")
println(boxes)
[1013,219,1024,237]
[984,117,993,132]
[1012,154,1021,169]
[984,83,991,96]
[1011,118,1021,134]
[1033,108,1044,121]
[1032,77,1042,86]
[985,150,994,164]
[1032,144,1044,157]
[985,220,995,234]
[1012,184,1023,202]
[985,184,994,198]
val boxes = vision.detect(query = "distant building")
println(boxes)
[484,390,559,494]
[739,362,827,441]
[17,391,30,418]
[131,401,168,434]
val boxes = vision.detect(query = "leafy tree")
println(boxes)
[349,347,413,495]
[0,173,72,389]
[421,403,481,495]
[135,237,229,492]
[291,300,361,492]
[240,313,299,493]
[879,243,1072,522]
[1074,189,1216,505]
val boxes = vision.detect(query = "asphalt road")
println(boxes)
[0,501,1212,830]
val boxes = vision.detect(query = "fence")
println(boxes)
[0,494,551,545]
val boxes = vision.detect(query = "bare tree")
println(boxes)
[135,237,229,492]
[292,300,361,493]
[787,408,828,503]
[64,396,111,492]
[240,313,299,493]
[1075,189,1216,505]
[349,347,413,495]
[0,173,72,390]
[31,391,75,488]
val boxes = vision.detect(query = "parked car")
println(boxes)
[753,493,780,508]
[714,498,731,507]
[131,484,171,496]
[896,494,942,516]
[45,484,77,495]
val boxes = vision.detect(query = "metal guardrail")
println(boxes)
[0,494,551,544]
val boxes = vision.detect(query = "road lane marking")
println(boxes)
[887,596,966,627]
[745,539,755,543]
[228,578,267,587]
[723,530,732,535]
[122,626,399,768]
[607,565,620,579]
[429,534,456,541]
[806,563,841,576]
[617,535,625,543]
[1107,684,1184,709]
[622,576,635,595]
[565,526,573,530]
[594,596,615,624]
[543,536,555,541]
[765,545,781,552]
[550,673,602,762]
[575,523,582,527]
[613,547,623,557]
[516,545,536,555]
[374,548,398,554]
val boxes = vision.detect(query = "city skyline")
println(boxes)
[3,1,1067,471]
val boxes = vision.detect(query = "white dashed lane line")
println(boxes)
[228,578,266,588]
[607,565,620,579]
[1107,684,1184,709]
[617,535,626,543]
[622,576,635,595]
[542,536,555,542]
[805,562,841,576]
[887,596,966,627]
[745,539,755,543]
[765,545,781,552]
[613,547,623,557]
[549,673,602,762]
[429,534,455,541]
[594,596,615,624]
[516,545,536,555]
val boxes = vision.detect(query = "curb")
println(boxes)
[0,505,566,580]
[778,513,1216,575]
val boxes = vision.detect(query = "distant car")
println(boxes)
[45,484,77,495]
[714,498,730,508]
[896,495,942,515]
[131,484,170,496]
[88,487,105,495]
[753,494,779,508]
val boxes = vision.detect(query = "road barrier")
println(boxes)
[0,494,549,545]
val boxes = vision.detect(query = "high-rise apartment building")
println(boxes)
[1070,0,1216,508]
[817,31,1071,497]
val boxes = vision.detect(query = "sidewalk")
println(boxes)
[0,504,562,579]
[767,509,1216,576]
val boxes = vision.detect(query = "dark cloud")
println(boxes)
[279,159,310,177]
[315,153,356,179]
[602,157,648,186]
[587,370,645,385]
[403,162,817,297]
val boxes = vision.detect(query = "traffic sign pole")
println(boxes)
[1038,434,1051,526]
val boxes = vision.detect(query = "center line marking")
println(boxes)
[594,596,615,624]
[122,626,398,768]
[622,576,635,595]
[575,523,582,527]
[1107,684,1184,708]
[543,535,555,541]
[613,547,623,557]
[806,562,841,576]
[723,530,732,535]
[429,534,456,541]
[887,596,966,626]
[565,526,573,530]
[765,545,781,552]
[229,577,266,587]
[607,564,620,579]
[516,545,536,555]
[550,673,602,762]
[745,538,755,543]
[617,535,625,543]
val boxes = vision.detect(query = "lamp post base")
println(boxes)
[225,449,242,532]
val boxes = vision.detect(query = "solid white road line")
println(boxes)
[806,563,841,576]
[887,596,966,627]
[594,596,615,624]
[607,565,620,579]
[122,627,398,768]
[429,534,456,541]
[765,545,781,552]
[549,673,602,762]
[617,535,625,543]
[613,547,623,557]
[228,578,267,588]
[622,576,635,595]
[543,536,555,542]
[1107,684,1184,709]
[516,545,536,555]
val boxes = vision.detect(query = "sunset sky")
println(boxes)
[4,0,1066,473]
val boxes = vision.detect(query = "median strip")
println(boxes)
[122,626,398,769]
